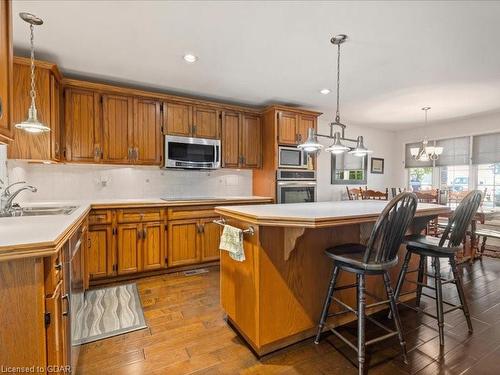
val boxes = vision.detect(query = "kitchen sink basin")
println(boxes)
[0,205,79,217]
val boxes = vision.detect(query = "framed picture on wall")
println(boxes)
[370,157,384,174]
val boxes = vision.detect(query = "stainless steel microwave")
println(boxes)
[164,135,221,169]
[278,146,308,169]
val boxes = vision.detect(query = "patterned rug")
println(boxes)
[74,283,147,344]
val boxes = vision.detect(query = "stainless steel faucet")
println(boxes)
[0,182,38,213]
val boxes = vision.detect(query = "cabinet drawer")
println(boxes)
[44,249,63,296]
[167,205,216,220]
[89,210,113,225]
[117,208,162,223]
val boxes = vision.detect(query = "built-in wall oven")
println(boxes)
[278,146,309,169]
[164,135,221,169]
[276,169,317,204]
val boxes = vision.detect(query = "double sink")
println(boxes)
[0,205,79,218]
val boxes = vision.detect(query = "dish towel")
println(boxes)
[219,224,245,262]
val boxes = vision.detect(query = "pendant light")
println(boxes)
[298,34,371,157]
[15,12,50,134]
[410,107,443,161]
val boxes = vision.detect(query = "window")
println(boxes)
[477,163,500,209]
[408,167,433,192]
[439,165,470,192]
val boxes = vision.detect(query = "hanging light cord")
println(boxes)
[29,23,36,108]
[335,42,341,124]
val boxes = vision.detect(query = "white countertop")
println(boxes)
[215,200,451,228]
[0,196,272,258]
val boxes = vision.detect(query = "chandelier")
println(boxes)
[410,107,443,161]
[15,12,50,133]
[298,34,371,157]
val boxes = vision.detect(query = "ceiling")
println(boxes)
[11,1,500,130]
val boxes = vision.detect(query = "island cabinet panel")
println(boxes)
[87,225,113,279]
[277,111,299,145]
[117,223,141,274]
[101,94,133,164]
[45,281,68,370]
[0,0,13,143]
[168,219,200,267]
[221,111,240,168]
[240,113,262,168]
[199,218,221,262]
[142,221,165,271]
[133,98,162,165]
[193,106,219,139]
[297,114,316,143]
[8,59,62,161]
[164,101,192,137]
[64,88,101,162]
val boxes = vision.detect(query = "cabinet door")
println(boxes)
[167,220,200,267]
[0,0,12,143]
[200,218,221,262]
[9,62,52,160]
[221,111,240,168]
[102,94,133,164]
[164,101,192,136]
[87,225,112,279]
[193,106,219,139]
[133,98,162,165]
[240,113,262,168]
[142,221,164,271]
[117,223,141,274]
[45,282,68,370]
[50,74,61,161]
[297,114,316,144]
[64,88,101,162]
[277,111,298,145]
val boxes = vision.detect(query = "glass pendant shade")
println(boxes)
[410,147,420,157]
[325,132,349,154]
[348,136,373,157]
[297,128,323,153]
[15,103,50,133]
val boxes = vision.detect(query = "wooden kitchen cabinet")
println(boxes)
[101,93,133,164]
[164,101,220,139]
[8,58,62,161]
[64,87,101,162]
[277,111,317,145]
[45,281,68,370]
[117,223,141,274]
[297,114,316,143]
[0,0,13,144]
[221,111,262,169]
[199,218,221,262]
[87,224,113,279]
[142,221,165,271]
[133,98,162,165]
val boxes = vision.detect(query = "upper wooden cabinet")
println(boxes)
[0,0,13,144]
[8,58,62,161]
[133,98,162,165]
[277,111,317,145]
[164,101,219,139]
[64,87,101,162]
[221,111,262,169]
[101,94,133,164]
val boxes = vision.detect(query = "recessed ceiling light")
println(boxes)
[320,88,331,95]
[183,54,198,63]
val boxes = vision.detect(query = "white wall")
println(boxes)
[394,111,500,187]
[316,119,399,201]
[6,161,252,203]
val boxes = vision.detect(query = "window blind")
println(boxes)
[472,132,500,164]
[404,142,433,168]
[435,136,470,166]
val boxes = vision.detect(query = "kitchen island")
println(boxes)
[215,200,450,356]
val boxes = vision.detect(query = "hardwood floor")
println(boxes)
[77,258,500,374]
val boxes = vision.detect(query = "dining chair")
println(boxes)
[361,187,389,200]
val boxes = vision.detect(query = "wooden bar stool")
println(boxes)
[314,192,418,375]
[393,190,482,346]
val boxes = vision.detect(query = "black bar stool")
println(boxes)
[393,190,482,347]
[314,192,418,375]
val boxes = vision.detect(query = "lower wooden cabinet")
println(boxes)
[142,221,165,271]
[87,224,113,279]
[117,223,141,274]
[168,217,220,267]
[45,281,69,370]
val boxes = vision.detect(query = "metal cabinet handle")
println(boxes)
[127,148,132,160]
[134,147,139,161]
[143,228,147,239]
[54,262,62,271]
[0,97,3,119]
[137,229,142,239]
[62,293,70,316]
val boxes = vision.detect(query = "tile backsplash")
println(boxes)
[6,160,253,203]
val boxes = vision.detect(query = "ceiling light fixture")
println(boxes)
[410,107,443,161]
[320,88,331,95]
[15,12,50,134]
[298,34,372,157]
[183,53,198,63]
